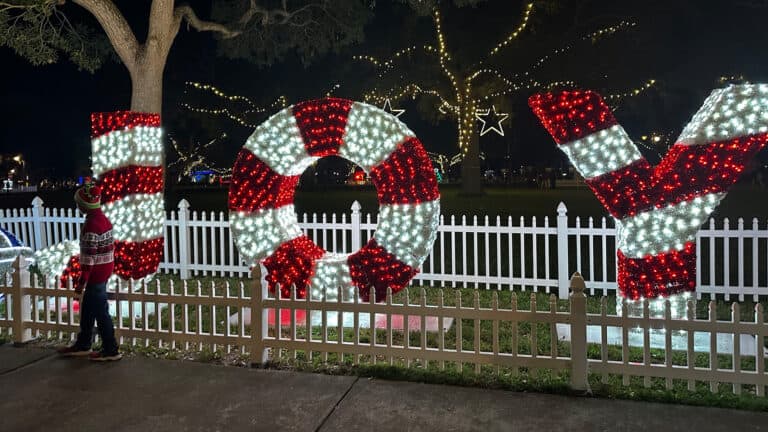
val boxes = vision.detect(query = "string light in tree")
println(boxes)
[355,2,649,164]
[529,84,768,301]
[182,81,289,128]
[229,98,440,302]
[489,2,534,56]
[475,106,509,137]
[168,133,228,178]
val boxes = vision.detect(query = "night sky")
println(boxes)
[2,0,768,180]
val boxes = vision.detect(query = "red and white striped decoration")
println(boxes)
[530,85,768,300]
[91,112,165,281]
[34,112,165,284]
[229,98,440,302]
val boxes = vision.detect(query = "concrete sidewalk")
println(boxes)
[1,345,766,432]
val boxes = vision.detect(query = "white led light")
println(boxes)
[617,192,724,257]
[229,206,303,263]
[374,201,440,268]
[32,240,79,279]
[243,109,316,176]
[340,102,415,171]
[102,194,165,242]
[309,253,354,301]
[677,84,768,146]
[91,126,164,176]
[560,125,642,179]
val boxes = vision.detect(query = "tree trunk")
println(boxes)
[458,98,483,195]
[460,130,483,195]
[129,54,165,114]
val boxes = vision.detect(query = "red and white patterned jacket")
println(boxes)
[78,208,114,286]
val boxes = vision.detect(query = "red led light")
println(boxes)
[97,165,164,205]
[370,137,440,205]
[528,91,617,144]
[60,255,82,289]
[228,149,299,212]
[113,238,164,281]
[348,239,417,302]
[90,111,161,138]
[263,236,325,299]
[618,243,696,300]
[293,98,353,157]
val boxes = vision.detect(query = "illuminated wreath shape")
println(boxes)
[229,98,440,302]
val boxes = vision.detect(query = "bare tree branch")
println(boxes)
[71,0,139,69]
[173,4,241,39]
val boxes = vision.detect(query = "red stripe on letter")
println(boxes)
[370,137,440,205]
[292,98,354,157]
[651,136,768,208]
[348,239,417,302]
[90,111,161,139]
[228,149,299,212]
[528,91,617,144]
[584,158,655,218]
[113,238,164,281]
[97,165,164,205]
[617,243,696,300]
[263,236,325,299]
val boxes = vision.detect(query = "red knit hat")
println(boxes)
[74,180,101,210]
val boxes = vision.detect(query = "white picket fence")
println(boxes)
[1,197,768,300]
[1,258,766,396]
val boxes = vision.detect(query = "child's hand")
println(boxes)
[74,283,84,295]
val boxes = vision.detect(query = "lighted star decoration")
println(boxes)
[382,99,405,118]
[476,106,509,136]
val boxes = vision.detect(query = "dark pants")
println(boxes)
[74,282,118,354]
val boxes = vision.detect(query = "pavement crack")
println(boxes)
[315,376,359,432]
[0,350,57,376]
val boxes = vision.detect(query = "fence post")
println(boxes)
[351,200,362,251]
[250,263,269,367]
[556,202,569,298]
[30,196,45,250]
[11,255,33,345]
[569,271,589,392]
[177,199,191,280]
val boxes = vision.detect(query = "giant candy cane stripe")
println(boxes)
[370,137,441,205]
[374,201,440,269]
[677,84,768,146]
[101,194,165,243]
[559,125,644,179]
[229,206,304,262]
[98,165,164,204]
[293,98,353,157]
[243,108,316,176]
[309,253,353,300]
[91,126,164,176]
[617,192,723,258]
[229,148,299,212]
[339,102,416,171]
